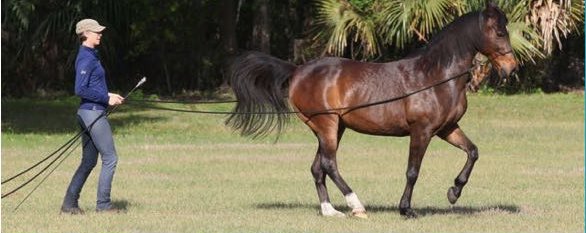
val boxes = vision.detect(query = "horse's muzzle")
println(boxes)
[492,53,518,78]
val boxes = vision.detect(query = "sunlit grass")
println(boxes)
[2,93,584,232]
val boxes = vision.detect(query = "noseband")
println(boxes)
[488,49,514,67]
[495,50,514,56]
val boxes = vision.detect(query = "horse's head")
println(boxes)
[477,2,518,78]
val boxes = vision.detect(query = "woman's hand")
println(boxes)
[108,93,124,106]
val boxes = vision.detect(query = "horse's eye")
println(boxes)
[493,25,506,37]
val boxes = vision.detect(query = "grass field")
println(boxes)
[1,93,584,232]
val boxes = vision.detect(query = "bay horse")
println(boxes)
[226,2,517,218]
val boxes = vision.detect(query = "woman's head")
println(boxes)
[76,19,106,47]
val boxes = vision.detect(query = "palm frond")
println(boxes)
[380,0,464,48]
[528,0,579,54]
[418,0,463,36]
[313,0,379,58]
[569,0,585,33]
[507,0,530,22]
[380,0,414,49]
[508,21,545,64]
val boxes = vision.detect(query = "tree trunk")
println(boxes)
[219,0,238,56]
[217,0,239,86]
[252,0,271,53]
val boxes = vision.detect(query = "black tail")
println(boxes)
[225,51,297,138]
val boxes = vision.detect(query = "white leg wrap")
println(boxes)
[345,192,365,212]
[320,202,345,217]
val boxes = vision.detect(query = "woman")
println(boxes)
[61,19,124,214]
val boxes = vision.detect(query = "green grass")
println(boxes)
[2,93,584,232]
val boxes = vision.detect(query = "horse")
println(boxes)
[226,2,517,219]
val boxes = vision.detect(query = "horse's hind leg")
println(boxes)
[310,122,343,217]
[438,125,478,204]
[311,147,345,217]
[309,116,366,218]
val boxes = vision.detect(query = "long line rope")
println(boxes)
[1,112,101,199]
[12,138,87,211]
[2,70,470,204]
[126,68,472,117]
[1,131,85,185]
[1,135,81,198]
[129,99,238,104]
[1,78,146,206]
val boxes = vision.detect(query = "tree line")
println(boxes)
[2,0,584,98]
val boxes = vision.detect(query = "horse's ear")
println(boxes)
[485,1,498,10]
[483,1,498,17]
[480,1,497,28]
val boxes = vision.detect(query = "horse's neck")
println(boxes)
[416,48,476,78]
[445,53,476,76]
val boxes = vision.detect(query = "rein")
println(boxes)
[127,67,474,117]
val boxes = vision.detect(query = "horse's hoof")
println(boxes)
[447,187,459,204]
[352,210,368,219]
[400,208,418,219]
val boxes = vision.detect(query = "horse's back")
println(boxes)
[289,57,414,135]
[289,57,392,109]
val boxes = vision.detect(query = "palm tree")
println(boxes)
[312,0,584,64]
[379,0,466,49]
[312,0,380,59]
[526,0,585,55]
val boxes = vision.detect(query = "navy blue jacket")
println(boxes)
[75,45,109,110]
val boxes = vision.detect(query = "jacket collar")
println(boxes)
[80,45,99,57]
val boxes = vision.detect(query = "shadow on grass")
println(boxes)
[254,202,520,217]
[111,199,131,211]
[1,99,166,134]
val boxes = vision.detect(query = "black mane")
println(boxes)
[408,11,481,72]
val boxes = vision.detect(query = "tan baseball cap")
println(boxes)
[75,19,106,34]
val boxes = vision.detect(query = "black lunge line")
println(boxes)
[126,69,472,116]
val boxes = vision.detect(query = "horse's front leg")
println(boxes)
[399,130,432,218]
[438,125,478,204]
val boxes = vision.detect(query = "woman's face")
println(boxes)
[83,31,103,48]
